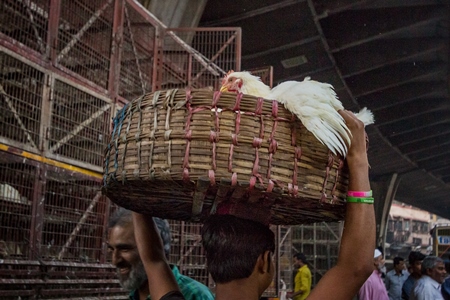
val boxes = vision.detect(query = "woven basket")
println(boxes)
[103,89,349,225]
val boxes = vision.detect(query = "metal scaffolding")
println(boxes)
[291,222,343,286]
[0,0,240,298]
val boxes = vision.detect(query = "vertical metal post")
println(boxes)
[108,0,125,99]
[46,0,61,64]
[275,225,281,297]
[100,196,112,264]
[313,223,317,285]
[29,164,46,260]
[152,26,164,91]
[179,221,185,271]
[40,74,53,155]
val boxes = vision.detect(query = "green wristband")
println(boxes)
[346,196,374,204]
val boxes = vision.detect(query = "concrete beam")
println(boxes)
[372,173,402,250]
[141,0,208,28]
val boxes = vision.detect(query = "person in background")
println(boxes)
[133,109,376,300]
[377,246,387,280]
[442,260,450,300]
[402,251,426,300]
[357,249,389,300]
[410,256,446,300]
[385,256,409,300]
[107,208,214,300]
[286,253,311,300]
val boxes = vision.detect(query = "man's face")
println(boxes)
[374,255,385,270]
[427,261,447,284]
[394,260,405,272]
[411,260,422,275]
[293,257,301,268]
[107,223,147,291]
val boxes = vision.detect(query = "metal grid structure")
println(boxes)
[292,222,343,286]
[0,0,241,298]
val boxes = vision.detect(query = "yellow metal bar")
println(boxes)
[0,143,102,179]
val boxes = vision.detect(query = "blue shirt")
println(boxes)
[385,269,409,300]
[410,275,444,300]
[443,277,450,300]
[402,275,417,300]
[129,265,214,300]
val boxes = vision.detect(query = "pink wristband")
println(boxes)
[347,190,372,197]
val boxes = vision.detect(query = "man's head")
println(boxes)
[107,208,171,291]
[421,256,447,284]
[408,251,426,276]
[393,256,405,273]
[374,249,384,271]
[201,214,275,290]
[293,253,307,268]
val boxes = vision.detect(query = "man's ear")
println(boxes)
[256,251,273,274]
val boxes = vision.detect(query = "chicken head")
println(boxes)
[220,70,243,93]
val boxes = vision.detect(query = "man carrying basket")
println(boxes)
[132,109,375,300]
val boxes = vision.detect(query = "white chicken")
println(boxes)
[220,70,374,156]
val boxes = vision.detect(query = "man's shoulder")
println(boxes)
[171,267,214,300]
[300,265,312,274]
[385,269,395,278]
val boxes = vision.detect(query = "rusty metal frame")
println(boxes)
[55,0,114,64]
[0,84,38,149]
[0,0,243,296]
[167,27,242,79]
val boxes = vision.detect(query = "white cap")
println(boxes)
[374,249,382,258]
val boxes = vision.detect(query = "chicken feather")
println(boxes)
[220,71,374,156]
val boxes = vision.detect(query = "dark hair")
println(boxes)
[408,251,426,265]
[201,215,275,284]
[294,253,307,264]
[108,208,171,258]
[393,257,404,266]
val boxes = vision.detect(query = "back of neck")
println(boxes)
[215,279,261,300]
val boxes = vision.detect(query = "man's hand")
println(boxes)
[286,291,301,299]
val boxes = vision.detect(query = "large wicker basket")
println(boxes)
[103,89,349,225]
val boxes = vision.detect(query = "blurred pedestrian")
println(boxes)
[357,249,389,300]
[410,256,446,300]
[385,256,409,300]
[287,253,311,300]
[402,251,426,300]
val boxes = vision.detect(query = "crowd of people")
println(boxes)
[356,250,449,300]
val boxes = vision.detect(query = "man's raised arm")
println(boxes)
[308,110,375,300]
[132,212,183,300]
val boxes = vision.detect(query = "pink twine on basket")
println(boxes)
[208,170,216,186]
[252,137,264,185]
[267,104,279,180]
[182,90,194,181]
[331,158,344,204]
[271,100,278,117]
[228,94,242,173]
[255,98,263,115]
[290,114,297,146]
[231,172,238,186]
[293,146,302,185]
[288,183,299,196]
[320,152,334,203]
[266,180,274,193]
[232,93,243,111]
[210,130,218,170]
